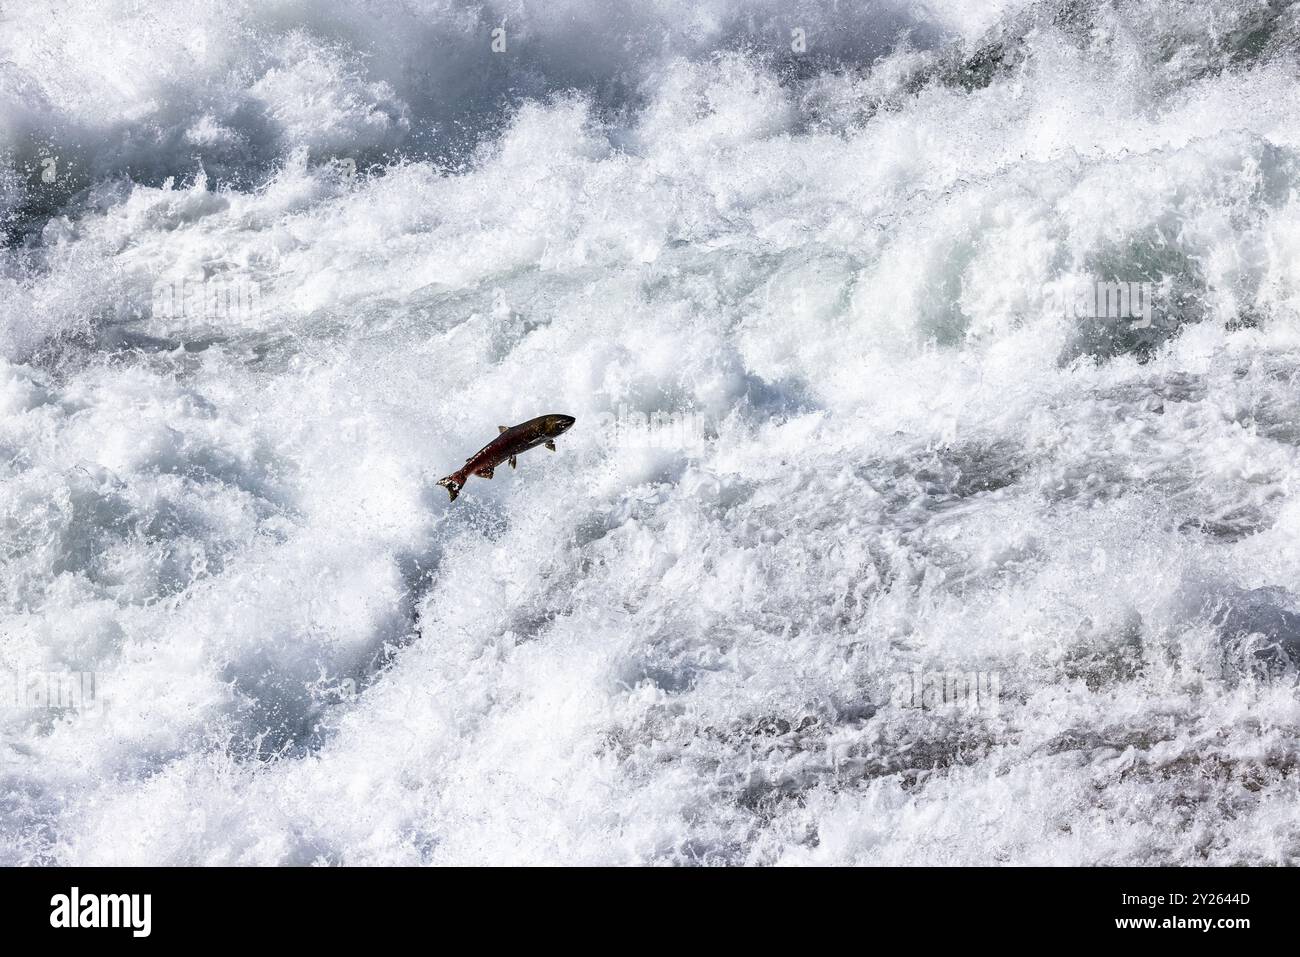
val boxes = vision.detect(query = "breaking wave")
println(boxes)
[3,0,1300,864]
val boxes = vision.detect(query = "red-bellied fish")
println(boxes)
[436,414,575,502]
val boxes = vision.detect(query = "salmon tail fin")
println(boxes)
[436,472,464,503]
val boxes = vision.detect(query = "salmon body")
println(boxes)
[437,414,575,502]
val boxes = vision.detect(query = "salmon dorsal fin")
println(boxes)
[498,425,508,433]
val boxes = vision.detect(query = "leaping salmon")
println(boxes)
[437,414,575,502]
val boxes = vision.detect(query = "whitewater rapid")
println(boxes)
[2,0,1300,864]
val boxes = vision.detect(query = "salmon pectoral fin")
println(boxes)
[545,440,556,451]
[475,465,495,479]
[509,455,517,469]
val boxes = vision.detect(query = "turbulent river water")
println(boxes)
[2,0,1300,864]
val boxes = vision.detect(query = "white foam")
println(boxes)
[3,0,1300,864]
